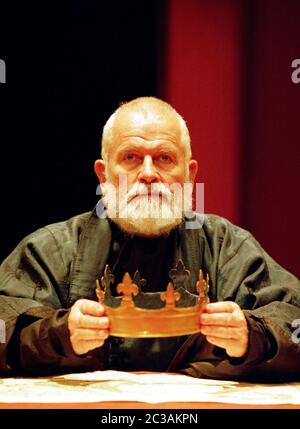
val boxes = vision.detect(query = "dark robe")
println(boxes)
[0,210,300,380]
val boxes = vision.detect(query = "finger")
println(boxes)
[73,328,109,341]
[76,299,105,317]
[74,339,106,355]
[200,325,245,339]
[200,312,238,326]
[206,336,248,358]
[204,302,239,313]
[205,335,237,349]
[77,315,110,329]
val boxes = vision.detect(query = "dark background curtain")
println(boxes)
[161,0,300,277]
[0,0,162,254]
[1,0,299,278]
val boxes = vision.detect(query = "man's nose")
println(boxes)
[137,155,159,183]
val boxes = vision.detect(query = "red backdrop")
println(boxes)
[161,0,300,277]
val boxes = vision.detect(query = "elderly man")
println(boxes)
[0,97,299,380]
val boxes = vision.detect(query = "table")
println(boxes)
[0,371,299,409]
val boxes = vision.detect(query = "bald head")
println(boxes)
[101,97,191,162]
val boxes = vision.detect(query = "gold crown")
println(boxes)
[96,260,209,338]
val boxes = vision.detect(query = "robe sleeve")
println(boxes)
[174,220,300,381]
[0,222,104,375]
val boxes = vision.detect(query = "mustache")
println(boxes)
[125,183,172,204]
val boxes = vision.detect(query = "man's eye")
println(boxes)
[157,154,172,163]
[124,154,138,162]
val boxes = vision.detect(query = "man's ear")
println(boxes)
[188,160,198,184]
[94,159,106,183]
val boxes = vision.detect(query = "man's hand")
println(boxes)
[68,299,110,355]
[199,301,249,358]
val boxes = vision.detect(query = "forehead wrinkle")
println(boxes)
[116,140,180,156]
[115,121,180,142]
[119,133,178,145]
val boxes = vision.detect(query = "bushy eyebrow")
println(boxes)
[117,142,179,154]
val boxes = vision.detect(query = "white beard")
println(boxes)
[100,180,192,237]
